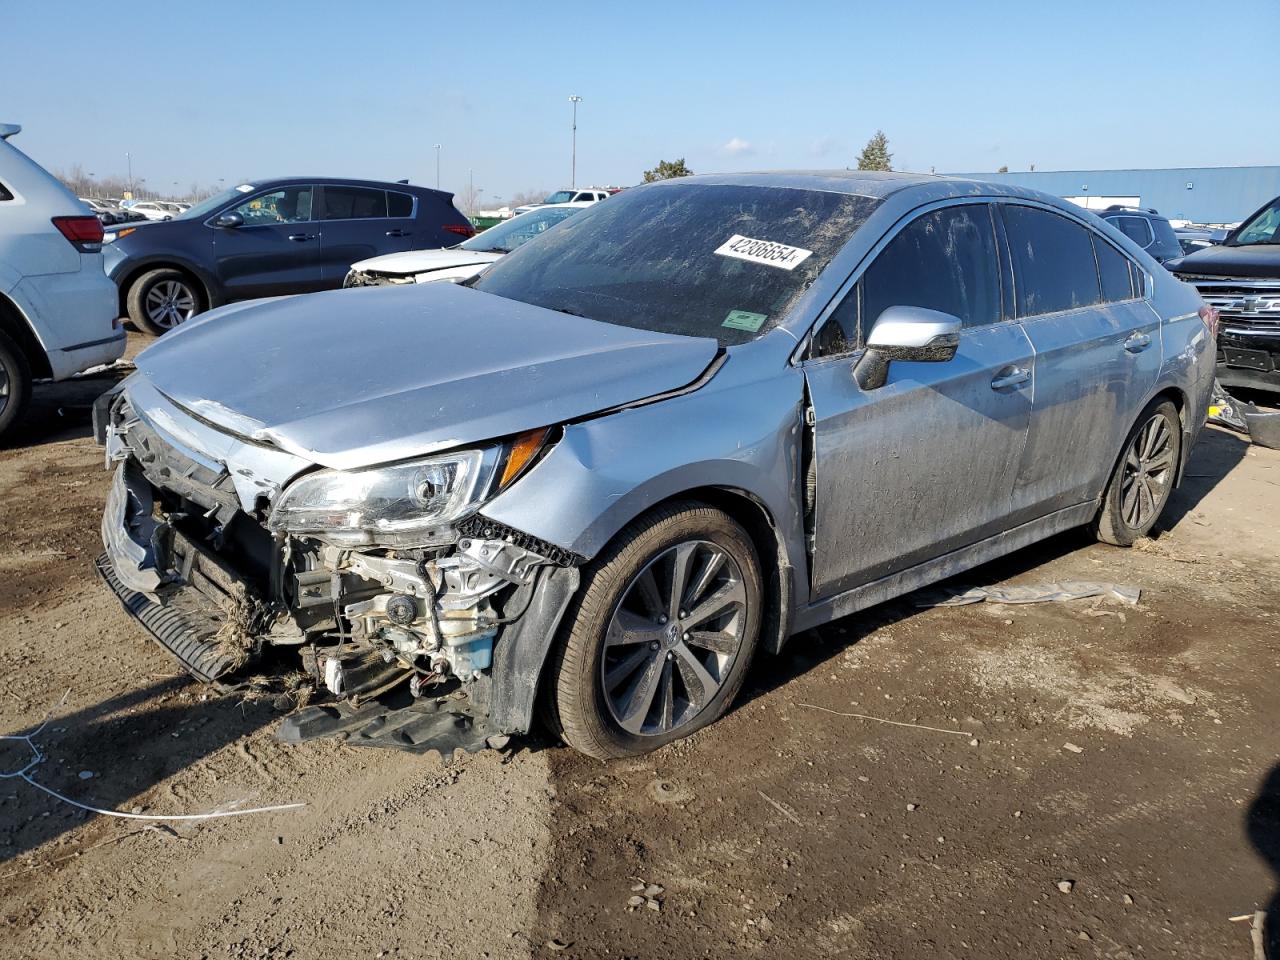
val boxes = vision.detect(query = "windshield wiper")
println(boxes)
[548,305,590,318]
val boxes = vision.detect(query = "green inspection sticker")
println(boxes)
[723,309,768,332]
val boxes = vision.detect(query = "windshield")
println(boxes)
[1232,198,1280,245]
[543,190,575,204]
[471,182,881,346]
[178,185,253,221]
[460,206,581,253]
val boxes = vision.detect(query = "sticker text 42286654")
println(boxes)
[714,234,814,271]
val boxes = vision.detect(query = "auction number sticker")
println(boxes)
[714,234,813,271]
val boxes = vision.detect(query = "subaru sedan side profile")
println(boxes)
[96,172,1215,759]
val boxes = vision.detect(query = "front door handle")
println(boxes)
[1124,332,1153,353]
[990,366,1031,391]
[288,233,317,242]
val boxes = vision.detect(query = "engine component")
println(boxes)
[321,648,408,700]
[385,593,418,625]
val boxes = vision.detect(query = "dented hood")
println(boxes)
[133,283,718,470]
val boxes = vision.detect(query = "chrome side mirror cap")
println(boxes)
[854,305,962,391]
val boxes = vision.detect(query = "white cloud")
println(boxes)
[810,135,843,158]
[720,137,755,157]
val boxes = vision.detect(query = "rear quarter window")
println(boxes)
[388,191,414,218]
[0,180,12,201]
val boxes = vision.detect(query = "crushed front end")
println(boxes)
[95,381,580,758]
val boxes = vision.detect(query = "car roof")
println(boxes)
[250,176,451,197]
[647,170,1100,210]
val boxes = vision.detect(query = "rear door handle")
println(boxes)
[1124,332,1153,353]
[385,229,412,237]
[288,233,317,242]
[990,366,1031,391]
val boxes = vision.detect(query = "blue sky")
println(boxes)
[5,0,1278,203]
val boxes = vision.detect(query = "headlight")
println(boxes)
[103,226,135,243]
[268,449,498,547]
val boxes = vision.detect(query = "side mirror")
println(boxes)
[853,305,962,391]
[213,212,244,228]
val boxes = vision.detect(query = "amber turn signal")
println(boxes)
[499,427,549,489]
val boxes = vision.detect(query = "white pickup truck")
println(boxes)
[0,123,125,440]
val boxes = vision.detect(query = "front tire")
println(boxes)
[127,268,203,335]
[1093,399,1182,546]
[0,329,33,444]
[548,502,763,759]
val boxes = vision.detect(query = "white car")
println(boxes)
[343,203,587,287]
[127,201,174,221]
[511,188,611,216]
[0,123,125,439]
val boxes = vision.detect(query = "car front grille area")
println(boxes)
[114,401,276,589]
[1180,275,1280,336]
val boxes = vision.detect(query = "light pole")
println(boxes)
[568,95,582,188]
[434,144,442,189]
[126,152,133,197]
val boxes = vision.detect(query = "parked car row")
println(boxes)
[100,177,475,333]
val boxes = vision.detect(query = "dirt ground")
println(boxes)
[2,340,1279,960]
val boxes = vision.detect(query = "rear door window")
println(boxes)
[387,191,414,218]
[1114,215,1154,248]
[860,204,1003,338]
[1002,205,1101,317]
[1094,236,1136,302]
[323,186,389,220]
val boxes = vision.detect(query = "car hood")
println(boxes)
[351,247,503,276]
[1172,242,1280,278]
[132,282,719,470]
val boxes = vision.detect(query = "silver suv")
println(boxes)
[97,172,1215,759]
[0,123,124,440]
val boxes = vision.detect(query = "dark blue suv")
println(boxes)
[102,177,474,334]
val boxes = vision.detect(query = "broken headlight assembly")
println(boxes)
[266,428,549,547]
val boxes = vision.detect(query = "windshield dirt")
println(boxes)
[471,182,881,345]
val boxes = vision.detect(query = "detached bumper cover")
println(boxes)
[95,551,242,684]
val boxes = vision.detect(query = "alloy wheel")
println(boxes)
[1121,413,1175,528]
[600,539,748,736]
[144,279,197,329]
[0,359,9,417]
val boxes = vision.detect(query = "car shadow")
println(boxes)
[1157,424,1251,532]
[2,367,130,448]
[738,527,1091,711]
[0,676,282,867]
[1247,762,1280,957]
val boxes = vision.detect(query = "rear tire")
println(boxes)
[127,268,203,335]
[1093,399,1182,546]
[547,501,763,759]
[0,329,32,445]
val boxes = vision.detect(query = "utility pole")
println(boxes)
[568,95,582,188]
[434,144,441,189]
[126,152,133,197]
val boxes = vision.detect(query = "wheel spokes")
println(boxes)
[682,579,745,631]
[601,538,748,737]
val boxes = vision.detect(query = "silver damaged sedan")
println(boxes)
[96,172,1217,759]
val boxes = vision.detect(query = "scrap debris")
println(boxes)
[1,689,305,822]
[915,581,1141,608]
